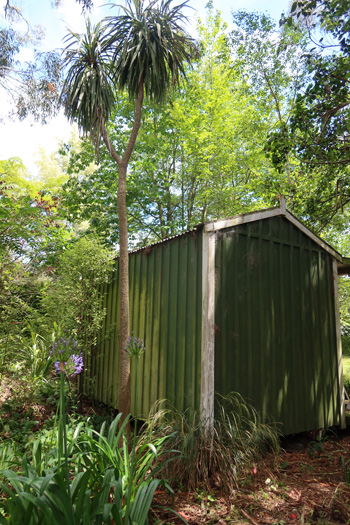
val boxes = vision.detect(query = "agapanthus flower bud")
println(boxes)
[123,334,145,357]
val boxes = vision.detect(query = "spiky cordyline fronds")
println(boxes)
[61,1,198,146]
[61,20,116,146]
[105,0,198,103]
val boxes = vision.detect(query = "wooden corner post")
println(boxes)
[332,258,346,429]
[201,229,216,431]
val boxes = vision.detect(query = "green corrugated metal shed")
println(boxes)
[86,200,348,435]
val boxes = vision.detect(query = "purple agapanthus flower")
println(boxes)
[51,335,83,377]
[123,334,145,358]
[67,353,84,375]
[54,354,83,377]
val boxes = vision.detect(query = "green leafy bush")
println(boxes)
[42,236,114,349]
[343,355,350,392]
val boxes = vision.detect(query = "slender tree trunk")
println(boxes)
[117,161,130,420]
[102,78,144,437]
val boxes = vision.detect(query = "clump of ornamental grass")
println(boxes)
[139,392,280,495]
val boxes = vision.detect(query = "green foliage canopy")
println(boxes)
[267,0,350,229]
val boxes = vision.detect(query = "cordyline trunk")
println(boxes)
[117,160,130,422]
[102,79,144,435]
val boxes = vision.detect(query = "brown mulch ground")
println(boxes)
[1,375,350,524]
[152,429,350,524]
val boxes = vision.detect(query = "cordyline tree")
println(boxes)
[61,0,197,422]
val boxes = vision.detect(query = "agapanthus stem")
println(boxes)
[58,372,64,466]
[59,371,70,496]
[124,355,139,525]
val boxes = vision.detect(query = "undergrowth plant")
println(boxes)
[339,454,350,485]
[24,329,54,381]
[0,334,178,524]
[0,416,174,524]
[140,392,280,495]
[0,444,17,473]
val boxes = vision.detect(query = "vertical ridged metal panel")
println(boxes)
[86,211,342,435]
[214,216,341,435]
[88,231,203,419]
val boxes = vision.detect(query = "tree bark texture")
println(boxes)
[102,128,130,439]
[117,160,131,418]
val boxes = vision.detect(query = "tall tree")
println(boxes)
[0,0,96,123]
[267,0,350,229]
[61,0,196,420]
[1,3,60,122]
[230,10,308,204]
[286,0,350,169]
[61,6,280,246]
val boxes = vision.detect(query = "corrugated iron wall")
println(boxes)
[86,230,203,419]
[214,216,341,435]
